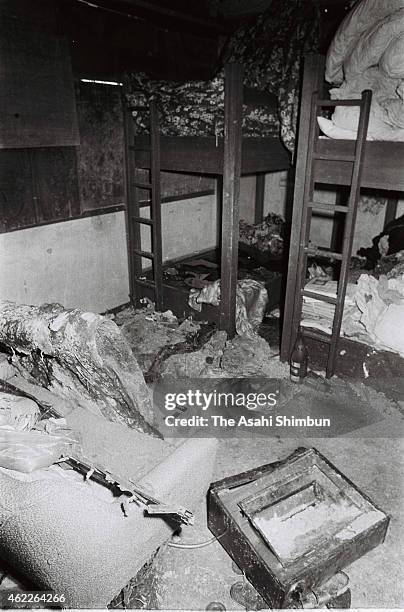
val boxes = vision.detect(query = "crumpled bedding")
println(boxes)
[303,272,404,357]
[127,0,319,152]
[239,213,285,258]
[128,73,280,139]
[322,0,404,140]
[344,273,404,356]
[188,278,268,339]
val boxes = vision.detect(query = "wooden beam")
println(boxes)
[134,136,289,175]
[74,0,228,33]
[254,173,265,224]
[219,63,243,338]
[312,141,404,192]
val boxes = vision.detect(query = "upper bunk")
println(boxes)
[133,135,290,176]
[124,0,320,177]
[304,52,404,193]
[153,137,289,175]
[132,102,291,178]
[126,74,291,175]
[135,136,290,176]
[314,138,404,192]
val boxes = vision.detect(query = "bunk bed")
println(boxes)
[280,53,404,372]
[125,64,290,334]
[122,0,320,337]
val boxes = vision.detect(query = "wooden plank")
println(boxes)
[254,173,265,224]
[0,148,80,232]
[304,333,404,390]
[0,17,79,148]
[281,54,326,362]
[31,148,80,222]
[135,136,290,175]
[219,63,243,337]
[76,82,124,211]
[313,140,404,192]
[0,150,34,232]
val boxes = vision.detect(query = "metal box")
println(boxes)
[208,447,389,608]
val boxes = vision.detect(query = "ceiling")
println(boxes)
[4,0,353,81]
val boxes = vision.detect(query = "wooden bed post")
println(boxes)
[254,173,266,224]
[280,54,325,362]
[219,63,243,337]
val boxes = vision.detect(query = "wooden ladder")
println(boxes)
[123,97,163,311]
[290,89,372,378]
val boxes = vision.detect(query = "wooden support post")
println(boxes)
[280,54,325,362]
[122,87,142,307]
[219,63,243,337]
[150,100,164,311]
[254,173,266,224]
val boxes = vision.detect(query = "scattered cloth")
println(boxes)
[188,278,268,338]
[220,335,280,377]
[0,425,77,473]
[302,273,404,357]
[0,392,40,431]
[114,304,202,373]
[161,331,227,379]
[0,390,79,473]
[358,215,404,268]
[239,213,285,258]
[345,273,404,356]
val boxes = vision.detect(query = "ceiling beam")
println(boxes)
[74,0,229,33]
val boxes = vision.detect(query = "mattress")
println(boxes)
[126,0,320,152]
[127,71,280,139]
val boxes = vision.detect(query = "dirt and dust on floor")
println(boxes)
[0,301,403,609]
[104,303,404,610]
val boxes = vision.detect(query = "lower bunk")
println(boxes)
[141,245,283,324]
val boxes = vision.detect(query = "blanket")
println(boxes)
[322,0,404,140]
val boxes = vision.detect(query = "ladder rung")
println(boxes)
[316,99,363,108]
[301,289,337,305]
[133,278,155,289]
[134,182,152,190]
[313,152,356,163]
[132,216,154,226]
[301,328,332,343]
[133,249,154,260]
[304,247,343,261]
[308,200,348,214]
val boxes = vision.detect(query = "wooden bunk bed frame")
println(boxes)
[281,53,404,366]
[123,63,290,336]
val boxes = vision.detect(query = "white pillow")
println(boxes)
[317,115,404,141]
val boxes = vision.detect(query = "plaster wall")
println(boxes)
[0,193,218,313]
[0,212,130,312]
